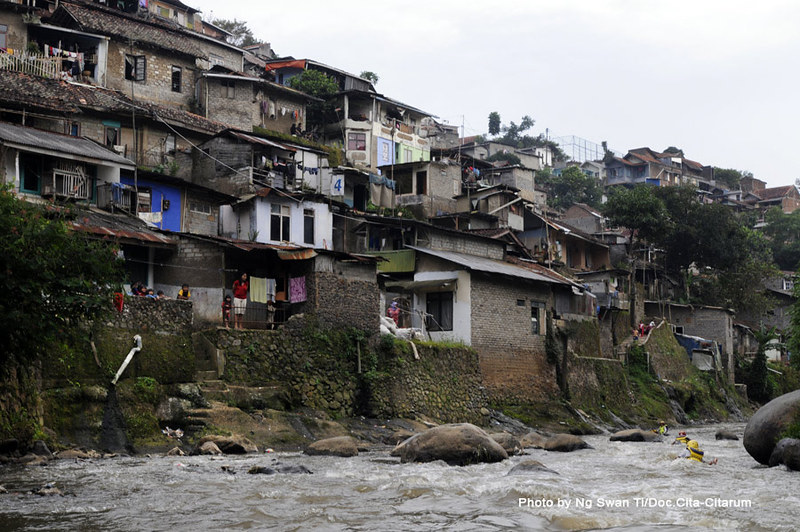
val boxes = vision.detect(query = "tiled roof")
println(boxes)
[755,186,795,201]
[56,2,207,59]
[0,71,227,134]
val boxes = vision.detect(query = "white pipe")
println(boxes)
[111,335,142,385]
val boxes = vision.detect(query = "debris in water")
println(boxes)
[162,427,184,439]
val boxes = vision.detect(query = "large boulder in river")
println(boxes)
[543,434,591,452]
[609,429,662,442]
[744,389,800,465]
[490,432,522,455]
[304,436,360,457]
[195,434,257,454]
[394,423,508,466]
[768,438,800,470]
[520,431,549,449]
[196,441,222,455]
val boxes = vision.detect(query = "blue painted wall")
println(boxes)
[376,137,394,166]
[120,176,182,232]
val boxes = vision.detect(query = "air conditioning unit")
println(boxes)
[113,145,126,156]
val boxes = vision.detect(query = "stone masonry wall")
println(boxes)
[367,342,488,425]
[307,270,379,335]
[470,274,559,404]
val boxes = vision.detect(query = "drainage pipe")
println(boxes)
[111,335,142,385]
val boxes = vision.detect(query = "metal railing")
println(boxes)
[0,50,60,79]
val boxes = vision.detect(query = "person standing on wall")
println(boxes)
[233,273,249,330]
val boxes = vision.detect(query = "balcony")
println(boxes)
[97,182,137,212]
[41,169,90,200]
[0,50,60,79]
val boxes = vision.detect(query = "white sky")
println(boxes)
[188,0,800,187]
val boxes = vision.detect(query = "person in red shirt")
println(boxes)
[232,273,249,329]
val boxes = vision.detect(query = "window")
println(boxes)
[270,204,290,241]
[137,188,151,213]
[105,126,120,148]
[415,171,427,195]
[0,25,7,50]
[303,208,314,244]
[66,121,80,137]
[171,66,182,92]
[158,7,170,17]
[209,53,224,67]
[426,292,453,331]
[783,279,794,292]
[165,134,176,154]
[189,201,212,215]
[404,148,412,162]
[221,79,235,98]
[531,302,546,335]
[125,55,146,82]
[20,155,42,193]
[347,132,366,151]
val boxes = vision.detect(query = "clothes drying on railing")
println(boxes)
[369,173,396,208]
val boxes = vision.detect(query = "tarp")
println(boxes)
[264,59,307,72]
[692,351,715,371]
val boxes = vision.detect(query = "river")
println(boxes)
[0,424,795,531]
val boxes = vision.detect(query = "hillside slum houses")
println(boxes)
[1,0,794,395]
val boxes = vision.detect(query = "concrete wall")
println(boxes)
[0,11,29,51]
[470,273,559,404]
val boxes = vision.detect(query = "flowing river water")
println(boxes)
[0,423,795,531]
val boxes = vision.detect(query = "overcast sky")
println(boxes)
[189,0,799,187]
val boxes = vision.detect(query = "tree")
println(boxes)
[211,18,259,47]
[288,70,340,127]
[762,207,800,271]
[0,188,124,366]
[485,112,568,162]
[713,167,749,190]
[487,112,501,136]
[603,184,777,311]
[538,166,602,210]
[359,71,379,85]
[745,327,778,402]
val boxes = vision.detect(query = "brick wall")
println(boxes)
[106,42,196,109]
[307,256,379,335]
[202,79,306,133]
[427,231,505,260]
[470,273,559,403]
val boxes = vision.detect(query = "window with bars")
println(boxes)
[347,132,366,151]
[171,66,182,92]
[125,55,146,82]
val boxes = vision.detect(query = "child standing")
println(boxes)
[221,295,233,329]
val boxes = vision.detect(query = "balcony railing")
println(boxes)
[97,182,138,212]
[41,170,89,200]
[0,50,60,79]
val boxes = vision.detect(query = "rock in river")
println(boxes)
[195,435,258,455]
[507,460,559,476]
[304,436,360,457]
[715,430,739,441]
[609,429,662,442]
[744,389,800,465]
[393,423,508,466]
[490,432,522,455]
[542,433,591,452]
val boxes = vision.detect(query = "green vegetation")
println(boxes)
[537,166,602,209]
[252,126,342,168]
[604,185,776,314]
[287,70,340,127]
[484,112,567,161]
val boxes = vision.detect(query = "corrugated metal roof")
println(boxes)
[70,209,176,246]
[230,131,296,152]
[0,121,134,167]
[407,246,568,285]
